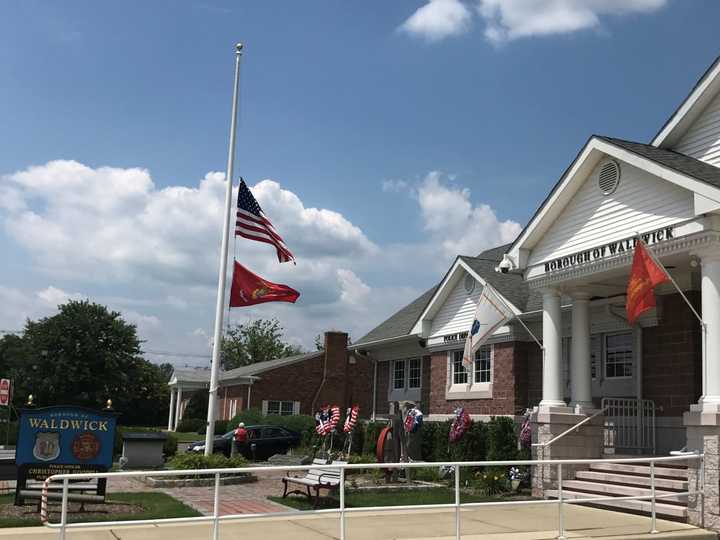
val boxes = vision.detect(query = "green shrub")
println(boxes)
[176,418,204,433]
[198,419,230,435]
[473,466,508,496]
[168,452,247,471]
[485,416,517,462]
[362,421,386,457]
[231,408,264,425]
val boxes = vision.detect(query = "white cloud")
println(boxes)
[36,286,82,306]
[400,0,473,42]
[381,179,409,193]
[477,0,667,43]
[416,171,521,258]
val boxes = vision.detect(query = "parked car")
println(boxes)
[187,425,301,460]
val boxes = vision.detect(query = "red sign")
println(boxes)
[0,379,10,407]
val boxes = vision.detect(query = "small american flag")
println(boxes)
[235,179,294,263]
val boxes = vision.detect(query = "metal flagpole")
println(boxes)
[487,283,544,351]
[205,43,243,456]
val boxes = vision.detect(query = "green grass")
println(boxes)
[173,431,202,443]
[269,488,533,511]
[0,492,201,528]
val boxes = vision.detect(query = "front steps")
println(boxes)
[545,460,690,520]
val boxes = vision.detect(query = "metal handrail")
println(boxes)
[41,453,702,540]
[532,407,607,449]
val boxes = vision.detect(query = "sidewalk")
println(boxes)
[0,504,716,539]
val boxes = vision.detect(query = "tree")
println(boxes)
[221,318,304,370]
[4,300,170,426]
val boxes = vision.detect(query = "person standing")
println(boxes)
[232,422,247,458]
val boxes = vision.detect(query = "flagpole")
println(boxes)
[487,283,544,351]
[204,43,243,456]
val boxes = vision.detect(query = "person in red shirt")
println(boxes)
[232,422,247,458]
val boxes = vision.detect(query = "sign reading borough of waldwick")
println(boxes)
[15,406,118,505]
[543,226,675,273]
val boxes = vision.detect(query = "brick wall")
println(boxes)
[642,292,702,417]
[427,342,525,415]
[218,332,375,419]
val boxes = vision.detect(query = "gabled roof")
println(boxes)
[222,351,322,378]
[505,135,720,269]
[354,285,439,346]
[652,54,720,148]
[356,244,534,346]
[170,351,323,385]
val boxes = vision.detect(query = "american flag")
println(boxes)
[235,179,295,263]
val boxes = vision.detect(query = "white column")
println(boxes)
[541,288,566,408]
[570,292,593,410]
[701,252,720,407]
[174,385,184,430]
[167,388,177,431]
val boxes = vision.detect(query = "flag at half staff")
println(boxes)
[229,261,300,307]
[626,240,670,325]
[235,179,295,263]
[462,284,514,370]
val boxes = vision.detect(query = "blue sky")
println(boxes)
[1,0,719,365]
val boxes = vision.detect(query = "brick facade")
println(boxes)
[218,332,374,419]
[642,292,702,417]
[426,342,529,416]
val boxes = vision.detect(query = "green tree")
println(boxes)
[221,318,304,370]
[10,300,170,426]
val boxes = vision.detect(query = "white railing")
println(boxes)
[40,454,702,540]
[532,407,607,450]
[602,397,656,454]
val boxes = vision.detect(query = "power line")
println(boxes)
[142,350,212,359]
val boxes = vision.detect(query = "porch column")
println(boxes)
[174,385,183,431]
[540,288,565,408]
[701,252,720,406]
[167,388,177,431]
[570,292,593,410]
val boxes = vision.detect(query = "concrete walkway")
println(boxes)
[0,505,716,539]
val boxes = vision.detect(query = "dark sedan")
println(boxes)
[187,425,301,460]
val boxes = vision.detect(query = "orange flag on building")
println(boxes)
[626,241,670,325]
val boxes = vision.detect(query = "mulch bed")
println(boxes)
[0,500,144,522]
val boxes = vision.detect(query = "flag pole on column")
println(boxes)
[205,43,243,456]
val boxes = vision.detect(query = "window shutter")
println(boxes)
[261,400,269,416]
[293,401,301,415]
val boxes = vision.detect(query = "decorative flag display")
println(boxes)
[343,405,360,433]
[626,240,670,325]
[235,179,294,263]
[0,379,10,407]
[449,407,471,443]
[462,284,514,369]
[403,405,423,434]
[315,405,341,436]
[229,261,300,307]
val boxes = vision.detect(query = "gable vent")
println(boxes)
[597,160,621,195]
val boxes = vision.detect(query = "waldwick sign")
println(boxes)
[543,227,675,273]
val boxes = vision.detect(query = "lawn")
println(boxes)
[0,492,201,528]
[173,431,202,443]
[269,488,533,511]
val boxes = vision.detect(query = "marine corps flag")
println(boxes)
[229,261,300,307]
[626,240,670,325]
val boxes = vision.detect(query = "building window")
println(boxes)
[393,360,406,390]
[474,346,492,383]
[266,400,295,416]
[408,358,421,389]
[452,352,468,384]
[605,332,633,378]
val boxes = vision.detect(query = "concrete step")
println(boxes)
[575,470,688,491]
[589,462,688,480]
[545,489,688,519]
[562,480,688,504]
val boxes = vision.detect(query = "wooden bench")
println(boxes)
[282,459,346,508]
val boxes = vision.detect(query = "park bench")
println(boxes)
[281,458,346,508]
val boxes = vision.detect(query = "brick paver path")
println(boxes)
[105,469,295,516]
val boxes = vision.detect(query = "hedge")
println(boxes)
[198,419,230,436]
[176,417,204,433]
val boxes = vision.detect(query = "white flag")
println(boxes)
[462,285,514,369]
